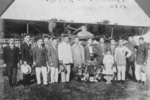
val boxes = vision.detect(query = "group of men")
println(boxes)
[3,34,148,87]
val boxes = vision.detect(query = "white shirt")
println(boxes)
[9,44,14,49]
[88,44,93,54]
[58,41,73,64]
[115,46,132,65]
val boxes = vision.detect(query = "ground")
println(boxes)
[0,50,150,100]
[1,79,150,100]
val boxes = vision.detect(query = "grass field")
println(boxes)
[0,50,150,100]
[1,79,150,100]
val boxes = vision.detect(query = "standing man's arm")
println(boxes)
[20,44,26,64]
[58,44,63,63]
[125,47,132,58]
[81,45,85,62]
[47,47,53,65]
[32,47,36,66]
[114,48,118,63]
[16,47,20,66]
[69,45,73,63]
[2,47,7,67]
[44,47,48,65]
[144,44,148,65]
[94,45,98,56]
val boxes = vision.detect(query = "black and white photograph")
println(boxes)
[0,0,150,100]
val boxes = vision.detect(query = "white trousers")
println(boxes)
[117,65,126,81]
[50,67,58,83]
[61,64,71,82]
[35,67,48,85]
[135,64,146,81]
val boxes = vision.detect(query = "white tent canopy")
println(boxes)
[134,28,150,44]
[1,0,150,27]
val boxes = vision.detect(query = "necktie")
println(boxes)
[111,45,114,55]
[11,46,13,50]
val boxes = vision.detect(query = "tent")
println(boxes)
[1,0,150,27]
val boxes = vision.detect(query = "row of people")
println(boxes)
[2,34,148,87]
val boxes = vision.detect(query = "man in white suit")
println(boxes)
[58,35,73,82]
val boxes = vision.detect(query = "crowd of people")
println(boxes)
[2,34,149,87]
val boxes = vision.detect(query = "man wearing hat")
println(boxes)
[47,37,59,83]
[3,38,20,87]
[135,37,148,85]
[33,38,48,85]
[21,34,33,86]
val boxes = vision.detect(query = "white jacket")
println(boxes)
[58,41,73,64]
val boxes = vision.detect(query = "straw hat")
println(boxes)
[21,64,32,74]
[89,77,94,82]
[141,65,146,73]
[59,64,67,73]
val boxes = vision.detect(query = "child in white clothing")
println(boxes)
[103,50,114,84]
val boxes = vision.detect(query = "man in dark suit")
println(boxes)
[20,35,33,86]
[47,37,59,83]
[43,35,50,82]
[3,38,20,87]
[84,38,94,62]
[107,39,118,56]
[125,36,136,81]
[107,39,118,80]
[33,38,48,85]
[95,37,107,66]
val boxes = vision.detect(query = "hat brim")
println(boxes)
[47,65,50,73]
[21,64,32,74]
[141,66,146,73]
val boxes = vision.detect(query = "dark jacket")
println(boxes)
[136,43,148,65]
[3,45,19,67]
[33,45,48,67]
[47,44,59,68]
[125,42,136,62]
[20,42,33,65]
[95,44,107,65]
[84,45,94,61]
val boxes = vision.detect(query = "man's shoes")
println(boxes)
[49,82,53,84]
[138,80,141,84]
[65,82,70,84]
[44,84,49,87]
[121,80,125,84]
[141,81,144,85]
[126,78,129,81]
[37,83,42,86]
[101,78,107,82]
[133,79,137,82]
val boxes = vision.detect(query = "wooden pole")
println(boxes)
[141,27,145,36]
[27,22,29,34]
[111,26,114,39]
